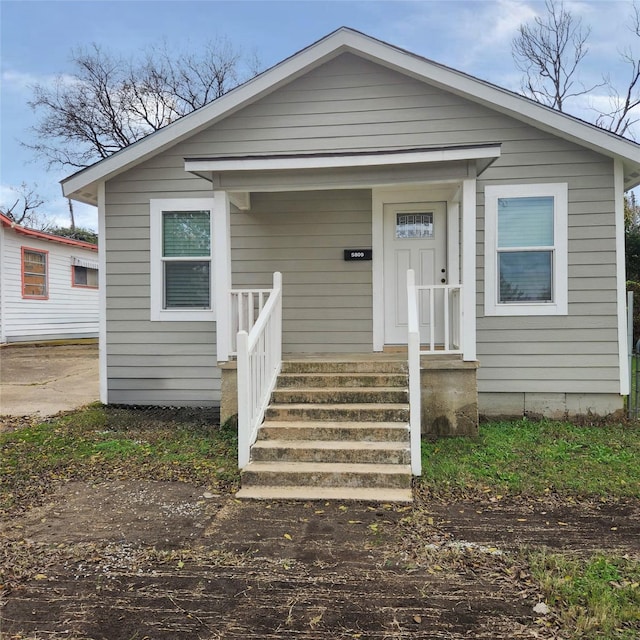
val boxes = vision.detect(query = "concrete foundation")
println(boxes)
[220,362,238,426]
[479,391,625,419]
[420,356,479,438]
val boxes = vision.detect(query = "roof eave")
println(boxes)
[61,27,640,200]
[0,212,97,250]
[61,31,358,202]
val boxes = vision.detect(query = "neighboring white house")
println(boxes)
[0,212,99,343]
[60,27,640,422]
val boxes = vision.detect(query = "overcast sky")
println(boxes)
[1,0,639,232]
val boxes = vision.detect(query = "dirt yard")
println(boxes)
[1,480,638,639]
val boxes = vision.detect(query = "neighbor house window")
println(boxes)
[71,257,99,288]
[22,247,48,299]
[150,198,215,321]
[484,183,568,316]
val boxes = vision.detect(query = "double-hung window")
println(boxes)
[22,247,48,299]
[484,183,568,316]
[150,198,215,321]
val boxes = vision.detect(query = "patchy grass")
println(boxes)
[528,551,640,639]
[420,419,640,498]
[420,420,640,637]
[0,404,239,515]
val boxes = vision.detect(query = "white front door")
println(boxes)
[383,201,447,344]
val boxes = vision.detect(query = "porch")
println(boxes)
[219,270,478,500]
[194,147,489,498]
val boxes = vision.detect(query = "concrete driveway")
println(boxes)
[0,342,99,417]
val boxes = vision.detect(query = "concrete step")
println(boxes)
[281,360,408,375]
[251,439,411,464]
[241,461,412,489]
[235,485,413,502]
[257,421,410,442]
[271,387,408,405]
[276,372,408,388]
[265,403,410,423]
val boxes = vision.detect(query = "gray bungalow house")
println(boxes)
[62,28,640,500]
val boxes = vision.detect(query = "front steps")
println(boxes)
[236,358,413,502]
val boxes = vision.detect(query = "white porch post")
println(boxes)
[213,190,232,363]
[461,177,477,361]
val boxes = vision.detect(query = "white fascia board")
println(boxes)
[348,33,640,170]
[61,34,354,199]
[185,145,501,173]
[61,27,640,200]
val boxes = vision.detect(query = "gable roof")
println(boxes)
[62,27,640,203]
[0,212,98,251]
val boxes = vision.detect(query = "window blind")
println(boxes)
[498,196,554,248]
[163,211,210,257]
[164,262,210,308]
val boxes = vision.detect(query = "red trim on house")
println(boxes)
[0,212,97,251]
[21,246,49,300]
[71,264,99,289]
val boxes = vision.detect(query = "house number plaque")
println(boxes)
[344,249,372,261]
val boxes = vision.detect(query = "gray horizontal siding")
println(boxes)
[231,189,373,353]
[103,50,621,400]
[477,147,618,393]
[104,168,218,406]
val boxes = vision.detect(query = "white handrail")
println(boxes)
[406,269,422,476]
[237,272,283,468]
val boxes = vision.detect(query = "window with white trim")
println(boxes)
[484,183,568,316]
[150,198,215,321]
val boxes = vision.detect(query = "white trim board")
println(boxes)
[97,182,108,404]
[185,145,502,173]
[615,159,630,396]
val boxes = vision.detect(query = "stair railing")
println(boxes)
[237,271,283,469]
[229,286,274,356]
[406,269,422,476]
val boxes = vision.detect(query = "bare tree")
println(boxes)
[596,4,640,137]
[512,0,599,112]
[25,38,260,170]
[0,182,49,229]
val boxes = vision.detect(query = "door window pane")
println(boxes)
[499,251,552,302]
[396,212,433,238]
